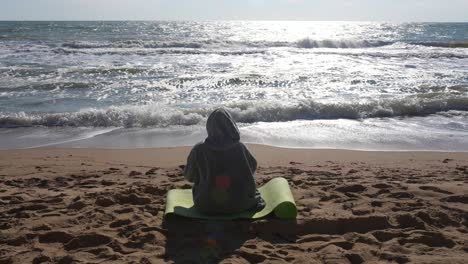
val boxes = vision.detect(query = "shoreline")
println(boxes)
[2,144,468,166]
[2,113,468,151]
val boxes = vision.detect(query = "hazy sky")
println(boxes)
[1,0,468,21]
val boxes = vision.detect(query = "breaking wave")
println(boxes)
[2,96,468,128]
[295,39,391,49]
[61,39,391,50]
[415,42,468,48]
[4,39,465,58]
[59,39,468,51]
[62,40,205,49]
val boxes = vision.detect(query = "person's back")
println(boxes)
[184,108,265,214]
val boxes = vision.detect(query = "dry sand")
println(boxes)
[0,145,467,263]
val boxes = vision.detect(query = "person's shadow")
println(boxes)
[163,214,298,263]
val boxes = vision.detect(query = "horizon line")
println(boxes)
[1,19,468,23]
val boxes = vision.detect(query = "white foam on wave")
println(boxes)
[2,97,468,128]
[59,39,468,50]
[60,39,387,50]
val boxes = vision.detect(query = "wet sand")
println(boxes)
[0,145,467,263]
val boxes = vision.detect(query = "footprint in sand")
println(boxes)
[419,186,453,194]
[128,171,142,177]
[1,236,29,246]
[388,192,414,199]
[101,180,115,186]
[372,183,393,189]
[143,185,167,196]
[39,231,74,244]
[398,231,456,248]
[54,255,75,264]
[319,194,342,202]
[32,224,52,231]
[124,233,158,249]
[114,207,134,214]
[379,252,410,263]
[114,193,151,205]
[352,209,371,216]
[7,203,49,215]
[109,219,132,228]
[335,184,367,193]
[67,201,87,210]
[372,230,409,242]
[64,233,112,250]
[415,211,460,228]
[237,246,268,263]
[441,195,468,204]
[145,167,160,175]
[392,214,426,230]
[33,254,51,263]
[318,244,362,264]
[95,196,116,207]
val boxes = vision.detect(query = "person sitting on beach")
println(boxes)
[184,108,265,214]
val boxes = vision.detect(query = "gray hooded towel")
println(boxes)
[184,108,265,214]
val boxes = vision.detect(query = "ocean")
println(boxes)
[0,21,467,150]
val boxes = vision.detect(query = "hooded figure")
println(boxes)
[184,108,265,214]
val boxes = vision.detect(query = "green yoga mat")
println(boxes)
[164,177,297,220]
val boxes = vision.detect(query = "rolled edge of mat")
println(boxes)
[274,201,298,219]
[268,177,297,219]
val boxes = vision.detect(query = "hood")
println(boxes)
[205,108,240,149]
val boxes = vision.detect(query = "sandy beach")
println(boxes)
[0,145,466,263]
